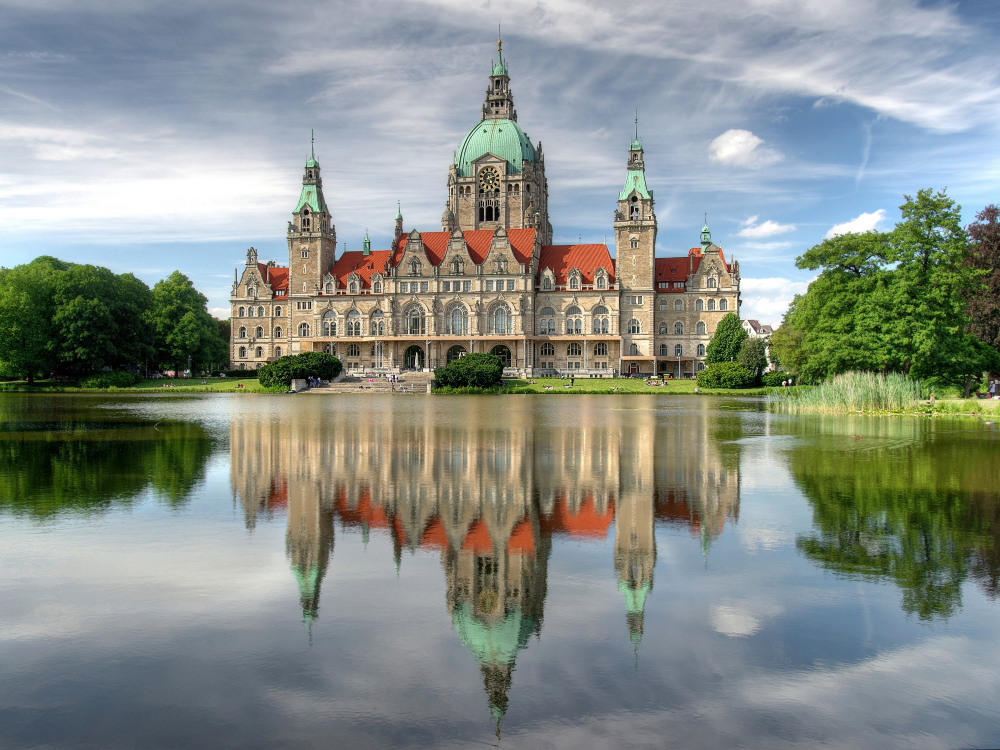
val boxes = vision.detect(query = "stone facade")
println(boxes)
[230,47,740,377]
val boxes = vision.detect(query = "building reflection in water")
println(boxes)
[230,402,740,720]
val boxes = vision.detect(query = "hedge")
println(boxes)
[79,372,143,389]
[696,362,756,389]
[434,353,504,388]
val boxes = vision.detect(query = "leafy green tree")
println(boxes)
[0,260,59,382]
[434,353,504,388]
[257,352,342,388]
[695,361,755,389]
[965,204,1000,351]
[705,312,747,364]
[737,337,768,382]
[150,271,226,372]
[767,321,806,376]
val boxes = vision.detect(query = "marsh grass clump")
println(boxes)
[776,371,924,413]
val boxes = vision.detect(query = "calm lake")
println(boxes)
[1,393,998,749]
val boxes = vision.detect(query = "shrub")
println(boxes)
[434,353,504,388]
[761,371,788,387]
[696,362,756,389]
[79,371,143,389]
[257,352,342,388]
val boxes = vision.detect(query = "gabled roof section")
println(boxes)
[619,169,651,201]
[537,244,614,286]
[391,229,535,267]
[687,246,732,272]
[329,250,392,289]
[256,263,288,292]
[655,257,699,287]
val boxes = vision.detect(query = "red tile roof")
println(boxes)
[329,250,392,290]
[537,244,615,286]
[506,518,535,554]
[462,519,493,553]
[420,517,449,551]
[257,263,289,292]
[391,228,536,267]
[654,247,731,289]
[540,493,615,540]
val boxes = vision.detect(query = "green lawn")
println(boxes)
[494,377,770,396]
[0,377,269,393]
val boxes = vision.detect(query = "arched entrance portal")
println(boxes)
[403,345,424,370]
[491,345,512,367]
[447,345,467,364]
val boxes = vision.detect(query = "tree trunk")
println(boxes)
[963,375,975,399]
[26,370,34,385]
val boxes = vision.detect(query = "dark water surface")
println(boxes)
[1,393,999,749]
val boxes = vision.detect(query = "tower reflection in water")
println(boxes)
[230,402,740,720]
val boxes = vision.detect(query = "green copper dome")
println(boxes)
[456,118,536,176]
[630,138,643,151]
[492,59,509,77]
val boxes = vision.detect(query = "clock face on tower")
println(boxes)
[479,167,500,192]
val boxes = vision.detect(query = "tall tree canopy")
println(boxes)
[777,190,998,386]
[965,204,1000,351]
[150,271,228,372]
[705,312,748,364]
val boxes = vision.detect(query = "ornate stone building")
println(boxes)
[230,42,740,377]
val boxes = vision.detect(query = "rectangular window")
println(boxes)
[443,281,451,292]
[420,282,428,293]
[507,280,514,291]
[486,281,494,291]
[400,282,408,293]
[463,281,472,292]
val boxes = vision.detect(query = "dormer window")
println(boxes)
[325,282,333,294]
[349,281,358,294]
[707,277,718,288]
[373,281,382,294]
[542,276,553,291]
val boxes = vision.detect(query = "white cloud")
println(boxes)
[737,216,796,238]
[708,130,783,169]
[710,598,785,638]
[824,209,887,238]
[738,277,812,325]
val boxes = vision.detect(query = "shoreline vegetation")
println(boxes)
[1,373,998,416]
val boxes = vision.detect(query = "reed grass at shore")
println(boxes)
[773,371,924,413]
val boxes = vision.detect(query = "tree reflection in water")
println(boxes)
[787,415,1000,620]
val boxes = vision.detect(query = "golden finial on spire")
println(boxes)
[498,24,502,53]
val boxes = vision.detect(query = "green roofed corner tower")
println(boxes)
[445,34,552,243]
[288,142,336,298]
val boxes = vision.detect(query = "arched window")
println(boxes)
[349,281,358,295]
[697,322,707,335]
[569,274,580,290]
[674,299,683,311]
[298,322,310,337]
[446,345,466,363]
[325,282,333,294]
[490,344,511,366]
[404,305,425,335]
[592,306,609,334]
[370,310,385,336]
[255,346,263,357]
[238,326,247,338]
[274,306,282,317]
[238,346,246,358]
[630,238,639,248]
[540,343,555,356]
[539,307,555,335]
[255,326,264,338]
[274,346,282,358]
[258,306,265,317]
[567,342,582,356]
[247,307,254,317]
[446,305,468,335]
[659,344,667,356]
[696,299,704,311]
[697,344,705,356]
[630,343,639,356]
[659,323,667,334]
[238,306,245,317]
[565,306,582,334]
[373,281,382,294]
[627,318,641,334]
[720,298,728,311]
[674,344,683,357]
[542,275,553,290]
[274,327,282,338]
[630,203,640,220]
[674,322,683,335]
[659,299,668,310]
[322,311,336,337]
[347,344,360,357]
[347,310,362,337]
[489,303,512,335]
[707,278,718,288]
[594,342,608,356]
[595,271,607,290]
[708,299,716,311]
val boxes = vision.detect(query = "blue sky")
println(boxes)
[2,0,999,325]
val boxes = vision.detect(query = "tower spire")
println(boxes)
[311,129,315,160]
[498,24,502,54]
[635,110,638,142]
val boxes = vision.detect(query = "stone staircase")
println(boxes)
[311,371,435,394]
